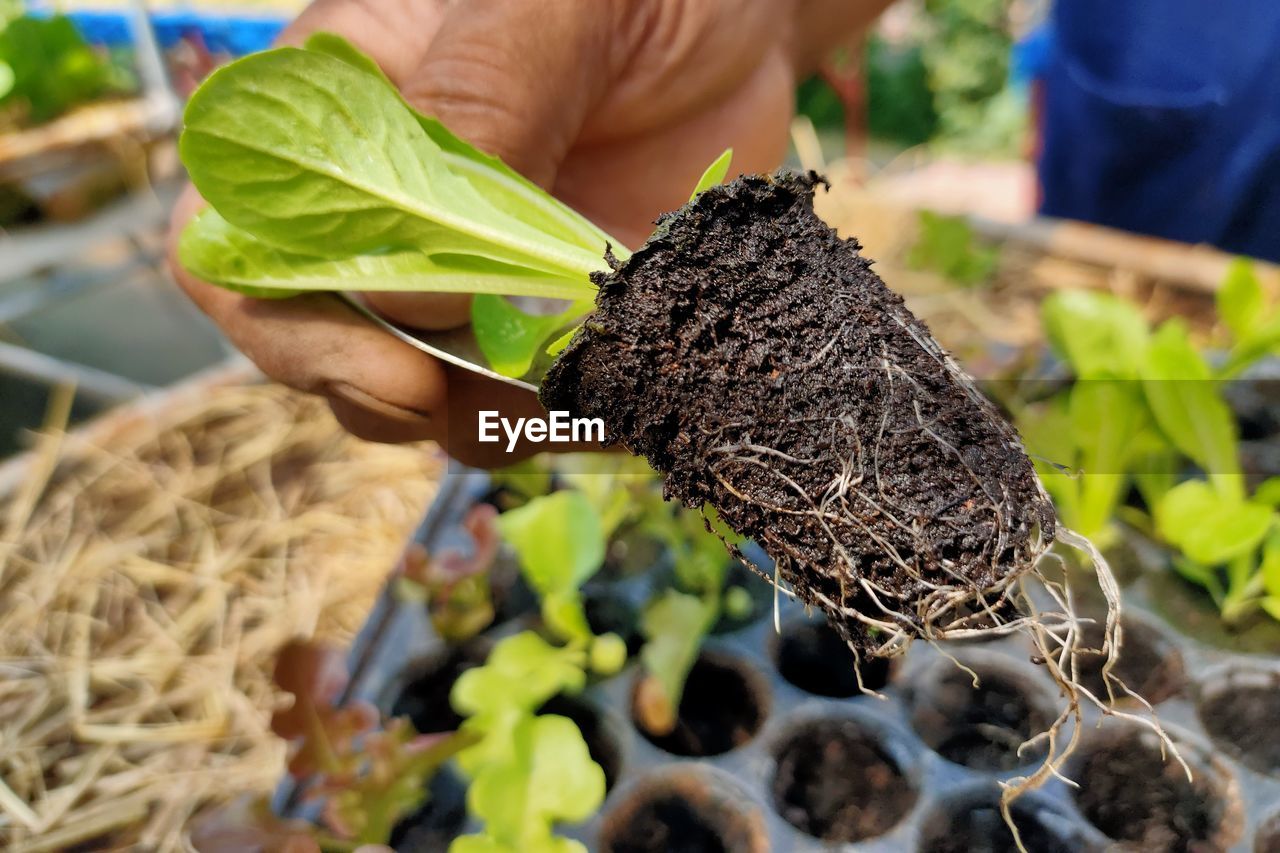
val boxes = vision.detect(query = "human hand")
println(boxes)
[168,0,886,466]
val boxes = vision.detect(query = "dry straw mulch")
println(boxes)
[0,376,439,851]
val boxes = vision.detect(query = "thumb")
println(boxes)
[400,0,618,189]
[365,0,619,328]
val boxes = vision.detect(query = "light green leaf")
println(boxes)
[1042,290,1149,379]
[1262,533,1280,598]
[472,296,589,377]
[1217,258,1265,342]
[1068,380,1145,539]
[450,631,586,720]
[304,31,618,258]
[496,491,605,598]
[541,590,592,644]
[544,327,577,357]
[589,633,627,675]
[1019,398,1082,535]
[181,208,589,299]
[465,714,603,850]
[1155,480,1273,566]
[1262,597,1280,623]
[1222,314,1280,378]
[640,590,715,715]
[1256,477,1280,508]
[689,148,733,201]
[181,47,605,280]
[309,33,609,251]
[1171,556,1223,600]
[1142,320,1241,498]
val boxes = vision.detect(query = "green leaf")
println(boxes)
[1042,290,1149,379]
[496,491,605,598]
[1141,320,1242,498]
[689,148,733,200]
[906,210,998,286]
[639,590,715,718]
[1261,533,1280,598]
[545,327,578,357]
[1154,480,1273,566]
[450,631,586,721]
[472,296,590,378]
[304,32,617,259]
[462,714,603,851]
[1261,597,1280,623]
[180,46,606,281]
[1222,314,1280,378]
[589,633,627,675]
[180,209,589,300]
[1256,477,1280,509]
[1171,556,1223,600]
[1068,380,1145,540]
[1217,258,1265,342]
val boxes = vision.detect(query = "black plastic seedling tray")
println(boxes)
[276,463,1280,852]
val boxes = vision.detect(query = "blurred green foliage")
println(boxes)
[796,0,1023,154]
[0,13,129,126]
[906,210,999,285]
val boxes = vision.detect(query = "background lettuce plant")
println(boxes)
[1019,262,1280,624]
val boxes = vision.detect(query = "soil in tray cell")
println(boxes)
[770,717,916,842]
[1198,675,1280,777]
[772,615,891,697]
[917,789,1090,853]
[908,661,1051,771]
[632,652,767,756]
[389,638,491,734]
[1074,616,1184,705]
[388,765,468,852]
[599,770,767,853]
[1072,727,1240,853]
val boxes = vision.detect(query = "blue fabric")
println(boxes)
[39,8,286,56]
[1037,0,1280,261]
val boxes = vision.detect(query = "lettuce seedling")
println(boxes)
[178,33,731,380]
[395,504,501,642]
[449,631,605,853]
[269,640,477,846]
[1020,284,1280,624]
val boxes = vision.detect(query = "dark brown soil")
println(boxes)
[543,172,1054,655]
[1072,729,1236,853]
[917,789,1091,853]
[388,766,467,852]
[599,771,768,853]
[632,653,766,756]
[389,639,491,734]
[582,588,642,656]
[1198,678,1280,777]
[1075,617,1183,704]
[908,663,1050,771]
[773,616,891,697]
[770,717,916,841]
[537,694,623,791]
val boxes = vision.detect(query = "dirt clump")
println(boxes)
[544,172,1055,656]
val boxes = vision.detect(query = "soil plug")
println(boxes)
[543,173,1186,839]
